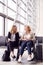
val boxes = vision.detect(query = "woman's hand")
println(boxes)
[20,37,27,41]
[21,38,27,41]
[8,38,11,42]
[20,38,27,40]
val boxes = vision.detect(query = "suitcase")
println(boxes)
[36,44,43,61]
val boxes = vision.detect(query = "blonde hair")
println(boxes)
[25,25,31,33]
[27,26,31,32]
[10,25,17,34]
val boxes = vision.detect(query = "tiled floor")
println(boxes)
[0,47,43,65]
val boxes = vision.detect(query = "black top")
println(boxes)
[8,32,20,44]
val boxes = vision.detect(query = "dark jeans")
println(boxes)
[19,40,33,56]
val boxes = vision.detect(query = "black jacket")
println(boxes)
[8,32,20,44]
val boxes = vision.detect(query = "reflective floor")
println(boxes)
[0,47,43,65]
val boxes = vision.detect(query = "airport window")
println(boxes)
[0,0,3,2]
[17,15,26,24]
[15,23,20,32]
[0,16,4,36]
[8,8,16,19]
[19,8,26,18]
[0,0,37,35]
[8,0,17,11]
[20,0,26,11]
[13,0,17,2]
[5,19,14,36]
[22,0,27,5]
[0,3,3,13]
[19,24,24,35]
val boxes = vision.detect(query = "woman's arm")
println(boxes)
[15,32,20,42]
[8,38,11,42]
[20,34,27,41]
[8,32,11,42]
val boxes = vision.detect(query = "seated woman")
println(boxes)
[7,25,20,59]
[18,26,35,62]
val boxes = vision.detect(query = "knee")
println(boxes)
[27,42,30,45]
[19,46,21,49]
[27,42,31,47]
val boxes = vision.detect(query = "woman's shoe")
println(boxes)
[12,56,16,59]
[18,57,22,63]
[27,55,32,61]
[27,53,34,61]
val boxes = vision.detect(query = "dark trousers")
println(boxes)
[7,41,19,51]
[7,41,19,60]
[19,40,33,56]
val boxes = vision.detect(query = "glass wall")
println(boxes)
[5,19,14,36]
[0,0,37,36]
[0,16,4,36]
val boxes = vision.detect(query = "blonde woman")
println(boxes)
[7,25,20,59]
[18,26,34,62]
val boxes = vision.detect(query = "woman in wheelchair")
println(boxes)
[18,26,35,62]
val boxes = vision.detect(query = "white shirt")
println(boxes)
[23,33,31,39]
[11,34,15,41]
[23,32,35,40]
